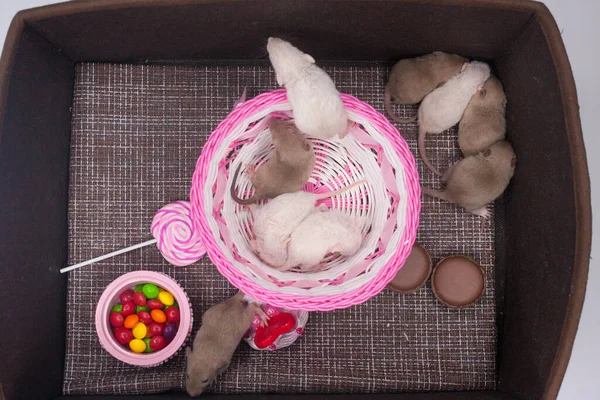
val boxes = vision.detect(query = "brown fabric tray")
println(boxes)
[63,62,497,395]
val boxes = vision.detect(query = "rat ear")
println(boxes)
[461,62,468,72]
[304,53,316,64]
[185,346,192,358]
[477,84,487,96]
[303,141,311,151]
[481,148,492,157]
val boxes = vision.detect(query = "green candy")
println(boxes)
[111,304,123,313]
[136,305,149,313]
[134,284,144,293]
[143,338,154,353]
[173,301,179,309]
[142,283,159,299]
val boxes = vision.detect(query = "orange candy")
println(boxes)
[150,309,166,323]
[123,314,139,329]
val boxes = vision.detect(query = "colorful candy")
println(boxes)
[108,283,181,355]
[129,338,146,353]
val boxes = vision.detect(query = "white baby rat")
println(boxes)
[384,51,467,123]
[186,292,268,397]
[422,140,516,218]
[276,209,363,272]
[249,180,366,267]
[416,61,491,177]
[267,37,350,140]
[458,75,507,155]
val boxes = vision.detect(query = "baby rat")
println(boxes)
[277,209,363,272]
[458,75,507,155]
[267,37,349,140]
[230,117,315,205]
[385,51,467,123]
[186,292,268,397]
[416,61,491,177]
[250,180,366,267]
[421,140,516,218]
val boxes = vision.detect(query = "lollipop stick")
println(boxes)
[60,238,158,274]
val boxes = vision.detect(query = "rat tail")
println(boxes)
[421,186,449,202]
[230,164,259,205]
[385,86,417,124]
[418,125,443,177]
[314,179,367,200]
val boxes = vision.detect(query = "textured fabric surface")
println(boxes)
[63,62,497,395]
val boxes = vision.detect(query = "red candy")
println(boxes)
[114,327,133,345]
[109,312,124,328]
[138,310,152,325]
[149,335,166,351]
[148,322,164,337]
[165,307,180,323]
[121,301,136,317]
[133,292,147,306]
[147,299,163,310]
[119,290,134,304]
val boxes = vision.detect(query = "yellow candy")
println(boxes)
[129,338,146,353]
[157,290,174,306]
[132,322,147,340]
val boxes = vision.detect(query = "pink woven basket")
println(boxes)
[190,89,420,311]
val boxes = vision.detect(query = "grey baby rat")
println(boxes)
[230,117,315,205]
[384,51,467,123]
[422,140,516,218]
[186,292,268,397]
[416,61,491,177]
[458,75,507,155]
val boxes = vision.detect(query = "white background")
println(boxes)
[0,0,597,398]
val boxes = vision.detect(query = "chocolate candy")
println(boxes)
[114,327,133,345]
[133,292,147,306]
[119,290,134,304]
[121,301,136,317]
[142,283,159,299]
[431,255,485,308]
[138,310,152,325]
[165,307,180,323]
[149,335,166,351]
[129,338,146,353]
[387,243,433,294]
[109,312,124,328]
[163,323,177,342]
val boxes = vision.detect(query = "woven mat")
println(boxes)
[63,62,496,395]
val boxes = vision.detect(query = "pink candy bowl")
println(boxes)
[95,271,193,367]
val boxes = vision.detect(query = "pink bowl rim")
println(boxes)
[95,271,193,367]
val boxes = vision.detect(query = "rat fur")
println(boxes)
[384,51,467,123]
[249,180,366,267]
[267,37,349,140]
[230,118,315,205]
[421,140,516,218]
[276,209,363,272]
[185,292,268,397]
[458,75,507,155]
[416,61,491,177]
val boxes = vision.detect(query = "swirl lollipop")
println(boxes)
[60,201,206,273]
[151,201,205,267]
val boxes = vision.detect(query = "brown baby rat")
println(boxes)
[458,75,507,155]
[384,51,467,123]
[422,140,516,218]
[185,292,268,397]
[230,118,316,205]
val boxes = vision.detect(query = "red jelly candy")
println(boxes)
[147,299,163,310]
[148,322,164,337]
[119,290,134,304]
[133,292,147,307]
[114,327,133,345]
[165,306,180,323]
[121,301,136,317]
[109,311,124,328]
[253,312,296,349]
[149,335,166,351]
[137,310,152,325]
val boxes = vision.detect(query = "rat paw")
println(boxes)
[470,206,491,219]
[250,304,270,327]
